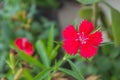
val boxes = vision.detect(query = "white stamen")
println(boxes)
[77,33,80,35]
[75,32,88,44]
[75,39,79,41]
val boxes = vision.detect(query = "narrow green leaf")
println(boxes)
[50,44,60,59]
[77,0,101,4]
[23,69,33,80]
[59,68,78,79]
[36,40,50,67]
[79,6,93,20]
[73,19,78,29]
[67,60,85,80]
[0,52,7,72]
[100,42,114,46]
[16,49,45,69]
[110,46,120,59]
[101,43,114,55]
[33,68,51,80]
[110,7,120,46]
[54,41,62,45]
[47,25,54,54]
[79,6,101,20]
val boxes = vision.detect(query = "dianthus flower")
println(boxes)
[15,38,34,56]
[62,20,102,58]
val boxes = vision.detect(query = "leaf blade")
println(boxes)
[67,60,85,80]
[77,0,101,4]
[110,8,120,46]
[36,40,50,67]
[47,24,54,54]
[33,68,51,80]
[16,49,45,69]
[50,44,60,59]
[23,69,33,80]
[59,68,78,79]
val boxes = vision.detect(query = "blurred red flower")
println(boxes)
[62,20,102,58]
[15,38,34,56]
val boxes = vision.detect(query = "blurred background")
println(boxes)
[0,0,120,80]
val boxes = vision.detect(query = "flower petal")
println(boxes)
[63,40,79,55]
[24,41,34,56]
[80,44,97,58]
[79,20,94,35]
[15,38,28,50]
[63,25,78,39]
[88,31,102,46]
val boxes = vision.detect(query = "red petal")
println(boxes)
[24,41,34,56]
[63,40,79,55]
[88,31,102,46]
[79,20,94,35]
[80,44,97,58]
[15,38,28,50]
[63,25,78,40]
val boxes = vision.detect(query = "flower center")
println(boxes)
[75,32,88,44]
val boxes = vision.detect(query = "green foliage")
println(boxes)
[59,68,78,79]
[17,49,45,69]
[0,52,7,72]
[50,44,60,59]
[33,68,52,80]
[67,60,85,80]
[110,8,120,46]
[73,19,78,29]
[47,25,54,55]
[36,40,50,67]
[36,0,59,8]
[59,60,85,80]
[23,69,33,80]
[1,0,120,80]
[77,0,101,4]
[79,6,101,20]
[79,6,93,20]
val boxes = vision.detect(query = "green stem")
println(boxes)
[48,54,68,80]
[79,73,85,80]
[10,53,16,74]
[102,0,113,9]
[14,68,24,80]
[92,3,97,26]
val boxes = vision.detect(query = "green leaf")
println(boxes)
[79,6,93,20]
[16,49,45,69]
[73,19,78,29]
[110,46,120,59]
[101,43,114,55]
[77,0,101,4]
[36,40,50,67]
[100,42,114,46]
[0,52,7,72]
[59,68,78,79]
[47,25,54,55]
[54,41,62,45]
[50,44,60,59]
[95,56,112,72]
[67,60,85,80]
[23,69,33,80]
[79,6,101,20]
[110,7,120,46]
[33,68,51,80]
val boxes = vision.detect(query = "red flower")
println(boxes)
[62,20,102,58]
[15,38,34,56]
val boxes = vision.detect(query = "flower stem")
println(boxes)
[48,54,68,80]
[92,3,98,26]
[10,53,16,74]
[14,68,24,80]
